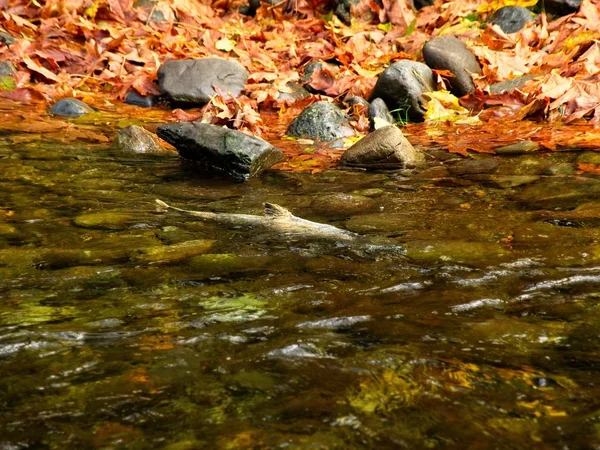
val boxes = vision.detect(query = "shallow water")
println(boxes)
[2,134,600,449]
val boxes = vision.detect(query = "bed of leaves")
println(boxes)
[1,0,599,171]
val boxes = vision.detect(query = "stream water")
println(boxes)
[2,126,600,449]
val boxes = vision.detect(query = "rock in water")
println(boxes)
[124,90,156,108]
[488,6,534,34]
[368,98,394,130]
[157,58,249,104]
[112,125,174,156]
[370,60,435,122]
[423,36,482,97]
[341,125,424,169]
[287,101,354,142]
[50,98,94,117]
[157,122,284,182]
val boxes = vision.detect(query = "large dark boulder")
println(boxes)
[157,58,249,105]
[370,60,435,122]
[488,6,534,33]
[341,125,424,169]
[287,101,354,142]
[157,122,284,182]
[50,98,94,117]
[423,36,482,97]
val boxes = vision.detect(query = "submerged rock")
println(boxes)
[133,239,215,264]
[287,101,354,142]
[50,98,94,117]
[488,6,534,34]
[310,193,377,218]
[405,240,511,265]
[157,122,284,182]
[157,58,249,104]
[423,36,482,97]
[370,60,435,122]
[341,125,425,169]
[73,211,135,230]
[112,125,174,156]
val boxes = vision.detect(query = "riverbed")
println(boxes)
[2,110,600,448]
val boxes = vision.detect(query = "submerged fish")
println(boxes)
[155,199,358,242]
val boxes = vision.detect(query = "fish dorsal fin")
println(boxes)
[264,202,292,218]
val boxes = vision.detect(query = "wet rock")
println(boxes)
[488,6,534,33]
[544,163,575,176]
[370,60,435,122]
[368,98,394,130]
[50,98,94,117]
[423,36,482,97]
[0,32,15,46]
[133,239,215,264]
[278,81,310,100]
[447,158,499,175]
[157,58,249,104]
[468,174,540,189]
[73,212,135,230]
[287,101,354,142]
[0,61,16,77]
[112,125,174,156]
[36,248,130,269]
[488,75,539,95]
[576,152,600,165]
[157,122,284,182]
[124,90,157,108]
[493,140,540,155]
[514,178,600,209]
[310,193,377,218]
[544,0,581,16]
[342,126,423,169]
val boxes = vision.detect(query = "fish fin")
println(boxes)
[264,202,292,218]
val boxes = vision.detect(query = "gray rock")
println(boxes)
[0,32,15,46]
[489,74,539,94]
[514,178,600,209]
[334,0,359,24]
[370,60,435,122]
[157,122,284,182]
[157,58,249,105]
[423,36,482,97]
[0,61,16,77]
[345,96,370,108]
[488,6,534,33]
[50,98,94,117]
[287,101,354,142]
[368,97,394,130]
[112,125,174,156]
[278,82,310,100]
[125,90,156,108]
[341,125,424,169]
[301,61,336,95]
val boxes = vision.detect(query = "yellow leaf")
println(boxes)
[423,90,474,123]
[215,38,236,52]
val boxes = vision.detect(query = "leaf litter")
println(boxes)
[1,0,600,171]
